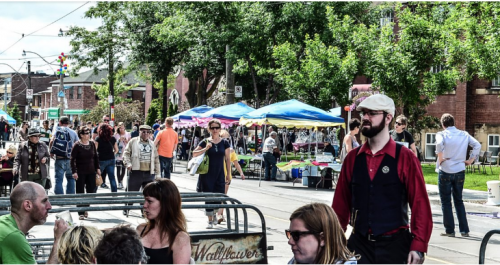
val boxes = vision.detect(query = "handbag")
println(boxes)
[96,174,103,186]
[196,140,211,175]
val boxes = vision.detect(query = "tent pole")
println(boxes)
[308,128,312,160]
[284,127,288,162]
[316,127,318,158]
[259,123,267,187]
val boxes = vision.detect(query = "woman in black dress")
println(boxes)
[192,119,231,229]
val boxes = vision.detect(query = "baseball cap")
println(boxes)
[152,124,160,130]
[356,94,395,116]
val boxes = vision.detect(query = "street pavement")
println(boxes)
[2,141,500,264]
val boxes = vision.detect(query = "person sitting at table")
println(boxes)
[323,141,336,157]
[0,145,16,188]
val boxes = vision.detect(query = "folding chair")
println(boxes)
[472,151,485,173]
[482,151,493,174]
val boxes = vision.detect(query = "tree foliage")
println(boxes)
[7,103,22,125]
[81,100,144,125]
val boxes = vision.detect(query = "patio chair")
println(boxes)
[471,150,485,173]
[482,151,493,174]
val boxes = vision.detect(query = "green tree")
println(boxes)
[82,100,144,126]
[7,103,22,125]
[67,2,128,116]
[146,98,161,126]
[91,68,138,105]
[124,2,184,118]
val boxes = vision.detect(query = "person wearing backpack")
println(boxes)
[49,116,79,195]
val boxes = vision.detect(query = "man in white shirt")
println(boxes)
[436,113,481,238]
[263,131,278,181]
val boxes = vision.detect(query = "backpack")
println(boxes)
[51,127,73,158]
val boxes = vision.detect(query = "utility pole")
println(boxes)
[4,77,9,112]
[27,61,32,121]
[225,45,235,105]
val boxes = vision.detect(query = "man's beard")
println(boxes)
[361,119,386,138]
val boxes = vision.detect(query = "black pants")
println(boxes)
[126,170,155,208]
[347,230,412,264]
[76,172,97,215]
[116,160,126,183]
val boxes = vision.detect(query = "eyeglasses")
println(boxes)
[140,130,150,134]
[285,229,317,242]
[82,132,90,135]
[210,127,221,130]
[395,122,404,126]
[103,119,110,122]
[359,111,385,118]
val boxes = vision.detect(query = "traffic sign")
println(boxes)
[26,89,33,100]
[235,86,242,98]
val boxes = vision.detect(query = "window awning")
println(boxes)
[63,109,89,115]
[47,108,59,119]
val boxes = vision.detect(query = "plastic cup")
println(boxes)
[55,210,74,227]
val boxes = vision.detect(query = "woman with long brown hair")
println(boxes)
[95,124,118,192]
[136,179,191,264]
[287,203,358,264]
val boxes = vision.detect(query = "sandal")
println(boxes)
[217,215,225,224]
[84,211,88,218]
[79,215,85,220]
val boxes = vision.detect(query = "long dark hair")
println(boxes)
[98,124,113,141]
[142,179,188,250]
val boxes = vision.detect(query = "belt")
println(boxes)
[357,229,409,242]
[56,156,69,159]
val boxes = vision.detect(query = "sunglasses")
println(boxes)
[285,229,317,242]
[6,151,13,155]
[210,127,221,130]
[103,119,110,122]
[81,132,90,135]
[395,122,404,126]
[359,111,385,118]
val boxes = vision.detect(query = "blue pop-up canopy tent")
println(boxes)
[195,102,255,127]
[239,99,344,128]
[0,109,16,124]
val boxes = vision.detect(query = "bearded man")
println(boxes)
[332,94,432,264]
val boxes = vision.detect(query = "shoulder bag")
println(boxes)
[196,140,210,175]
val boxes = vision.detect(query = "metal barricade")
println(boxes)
[22,199,268,264]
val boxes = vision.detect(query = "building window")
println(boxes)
[425,133,437,160]
[127,90,133,99]
[77,86,82,99]
[488,134,500,163]
[492,74,500,88]
[430,65,445,74]
[69,87,74,99]
[380,9,394,28]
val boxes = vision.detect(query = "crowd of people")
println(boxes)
[0,93,483,264]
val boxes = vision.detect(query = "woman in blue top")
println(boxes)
[192,119,231,229]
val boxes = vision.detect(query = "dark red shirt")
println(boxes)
[332,138,432,253]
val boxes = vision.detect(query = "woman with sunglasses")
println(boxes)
[137,179,191,264]
[287,203,358,264]
[390,115,418,157]
[339,119,360,163]
[17,122,29,142]
[95,124,119,192]
[71,127,101,220]
[192,119,231,229]
[0,145,16,187]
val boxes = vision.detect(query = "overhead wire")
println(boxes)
[0,1,90,56]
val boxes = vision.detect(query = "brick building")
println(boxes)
[35,69,145,125]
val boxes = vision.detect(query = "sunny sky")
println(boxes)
[0,1,101,75]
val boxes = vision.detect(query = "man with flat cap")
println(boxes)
[122,125,160,215]
[332,94,432,264]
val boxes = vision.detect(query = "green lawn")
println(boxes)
[421,164,500,191]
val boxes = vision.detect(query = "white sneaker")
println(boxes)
[206,221,214,229]
[118,183,123,189]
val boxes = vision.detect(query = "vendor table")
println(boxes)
[292,142,325,152]
[237,155,264,178]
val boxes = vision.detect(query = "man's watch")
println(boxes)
[416,251,424,259]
